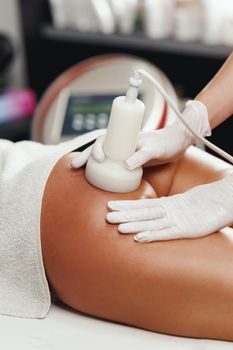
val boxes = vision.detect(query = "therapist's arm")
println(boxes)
[196,52,233,129]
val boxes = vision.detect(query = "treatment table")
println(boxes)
[1,300,233,349]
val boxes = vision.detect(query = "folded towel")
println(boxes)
[0,130,104,318]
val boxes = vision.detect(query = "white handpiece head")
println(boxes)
[85,73,145,193]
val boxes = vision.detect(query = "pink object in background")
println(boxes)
[0,89,36,124]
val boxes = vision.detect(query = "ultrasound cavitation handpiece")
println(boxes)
[86,67,233,193]
[85,73,145,193]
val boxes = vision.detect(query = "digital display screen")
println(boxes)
[61,94,143,136]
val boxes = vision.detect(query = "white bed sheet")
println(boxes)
[1,302,233,350]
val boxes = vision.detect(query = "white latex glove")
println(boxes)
[106,173,233,242]
[71,100,210,169]
[71,134,106,168]
[126,100,211,169]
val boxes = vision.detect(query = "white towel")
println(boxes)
[0,130,104,319]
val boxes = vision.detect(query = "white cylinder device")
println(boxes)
[87,66,233,192]
[85,90,145,192]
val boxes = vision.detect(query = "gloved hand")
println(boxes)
[106,173,233,242]
[71,100,211,169]
[71,134,106,168]
[126,100,211,169]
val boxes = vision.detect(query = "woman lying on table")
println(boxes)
[1,53,233,342]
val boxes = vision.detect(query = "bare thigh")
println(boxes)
[41,148,233,341]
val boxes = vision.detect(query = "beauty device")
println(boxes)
[85,69,233,193]
[85,75,144,192]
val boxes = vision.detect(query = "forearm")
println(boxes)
[196,52,233,129]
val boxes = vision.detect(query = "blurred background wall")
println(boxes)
[0,0,26,87]
[0,0,232,156]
